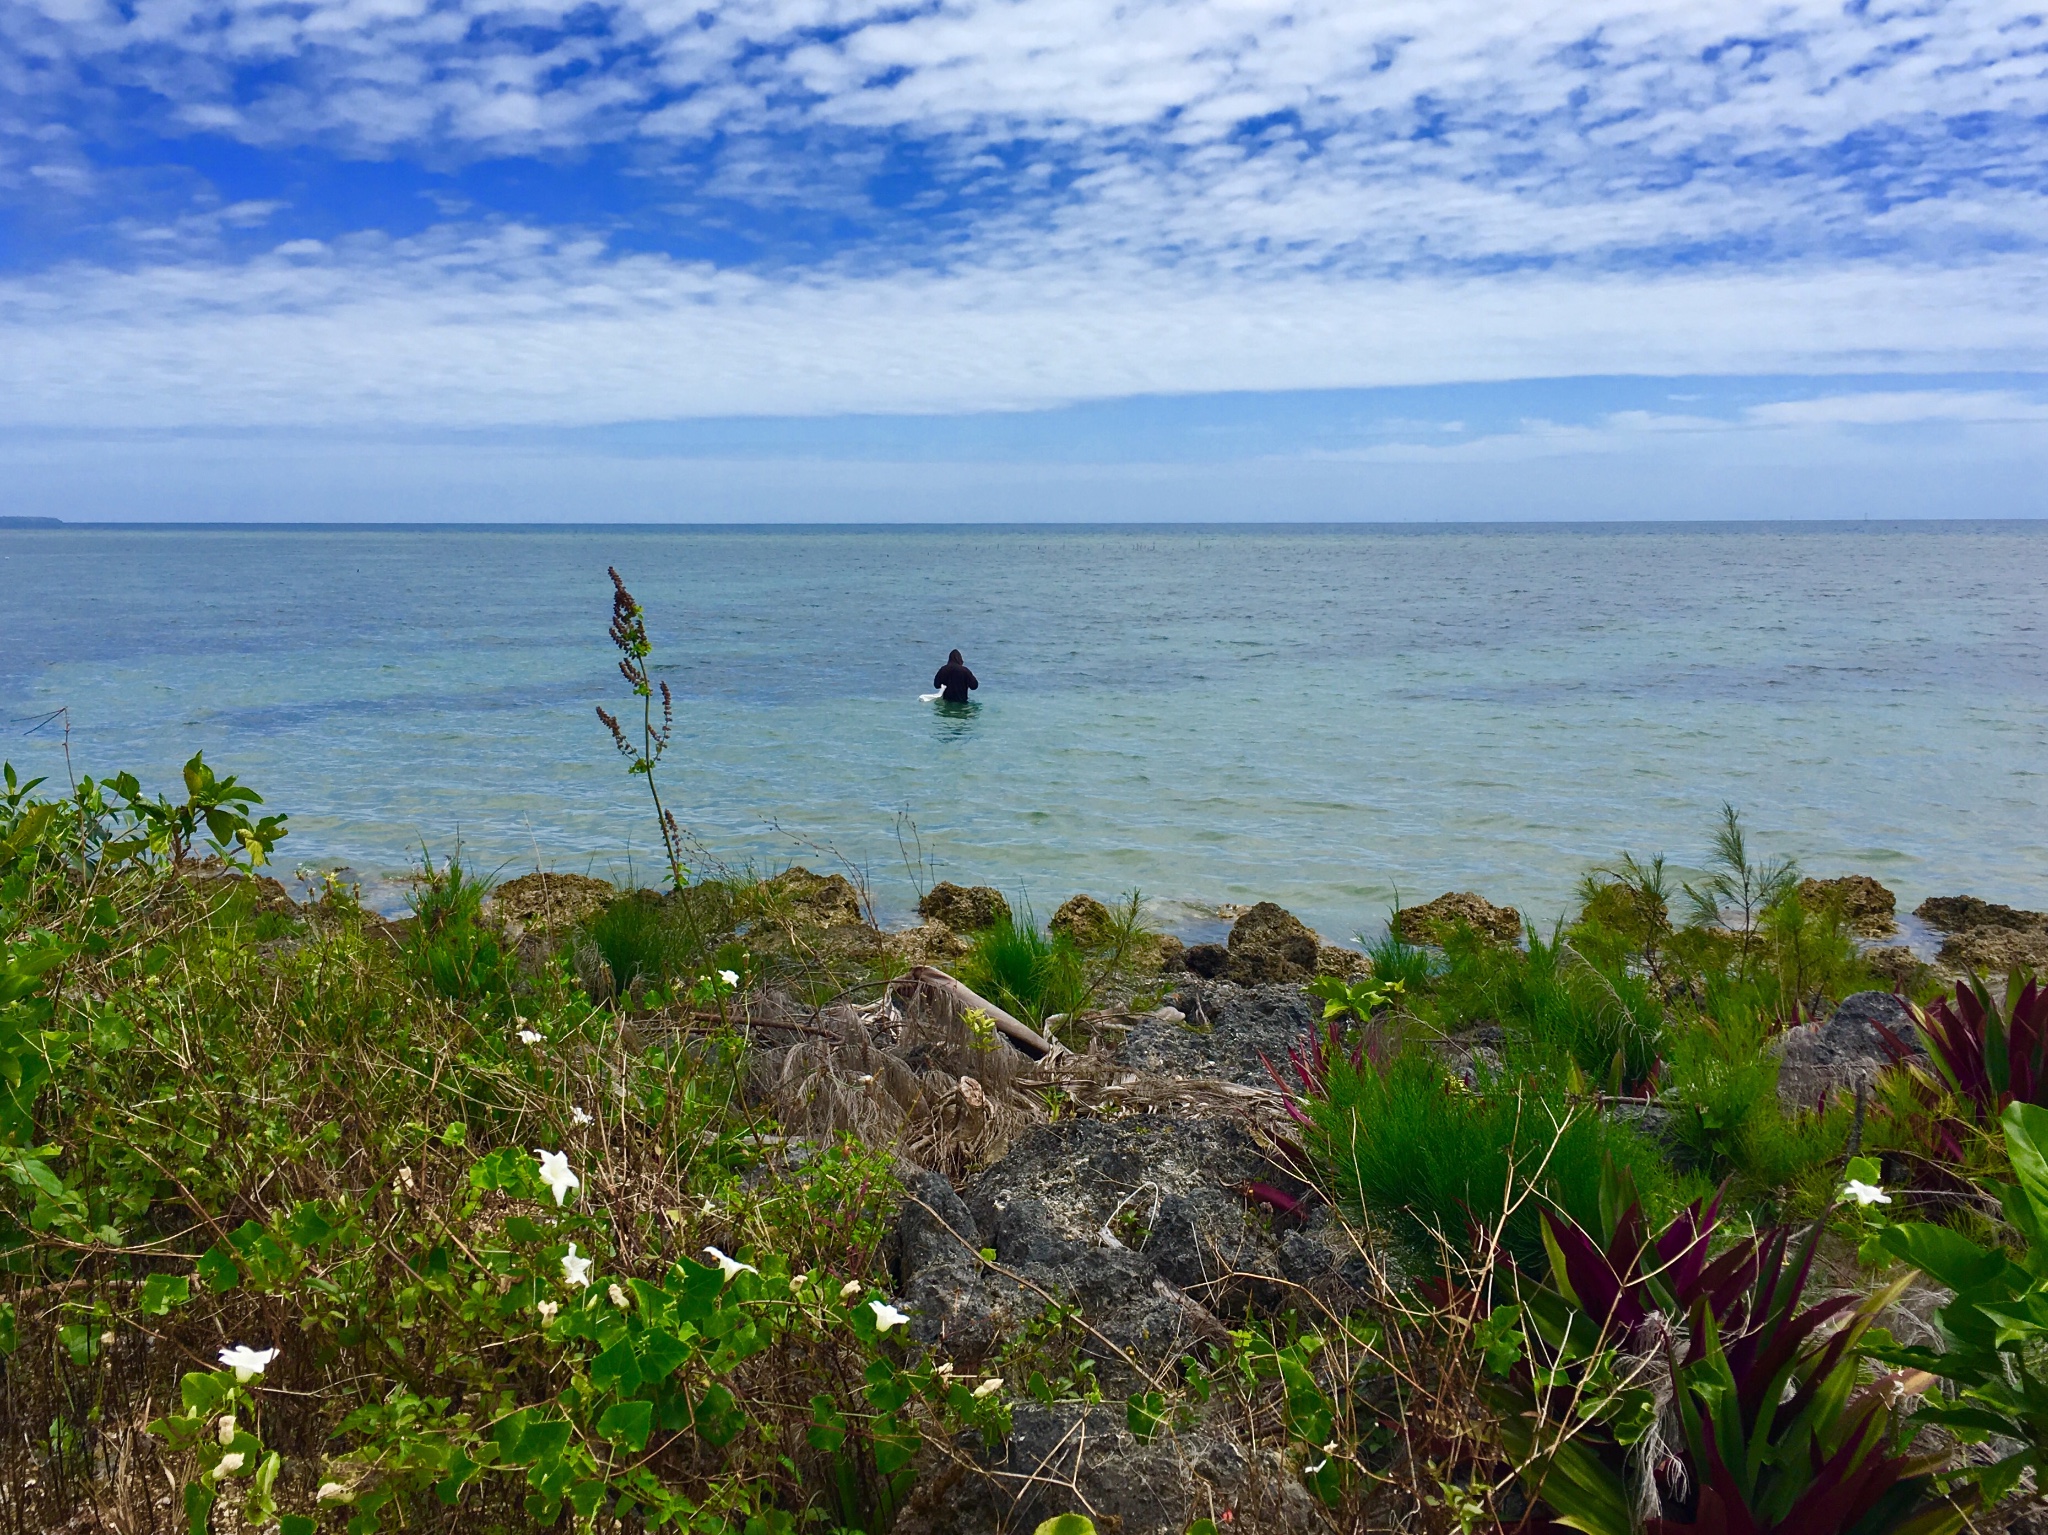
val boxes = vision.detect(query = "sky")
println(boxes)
[3,0,2047,520]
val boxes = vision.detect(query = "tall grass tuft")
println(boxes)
[1300,1044,1678,1270]
[957,908,1091,1026]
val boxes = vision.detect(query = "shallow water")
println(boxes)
[2,522,2042,937]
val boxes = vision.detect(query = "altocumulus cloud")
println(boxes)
[1,0,2046,431]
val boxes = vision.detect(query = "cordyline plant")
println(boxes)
[1884,973,2048,1124]
[595,567,689,891]
[1486,1163,1970,1535]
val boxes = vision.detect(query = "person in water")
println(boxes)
[932,649,978,703]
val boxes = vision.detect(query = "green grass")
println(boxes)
[1305,1046,1682,1271]
[1427,926,1664,1092]
[956,907,1092,1026]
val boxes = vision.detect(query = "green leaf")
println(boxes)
[2005,1103,2048,1215]
[138,1273,191,1315]
[280,1518,316,1535]
[184,1481,216,1535]
[284,1203,334,1248]
[1880,1222,2011,1292]
[597,1399,654,1453]
[1033,1518,1097,1535]
[636,1328,692,1381]
[1126,1390,1167,1444]
[196,1243,239,1294]
[691,1383,743,1448]
[590,1338,642,1395]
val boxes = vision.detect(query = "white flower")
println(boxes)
[217,1345,276,1382]
[215,1452,245,1476]
[869,1300,910,1332]
[517,1029,543,1046]
[316,1482,351,1504]
[216,1415,237,1446]
[937,1361,955,1379]
[609,1283,630,1308]
[1304,1458,1327,1475]
[718,969,739,987]
[536,1301,559,1322]
[704,1246,757,1282]
[535,1149,579,1205]
[560,1243,592,1288]
[792,1272,809,1288]
[1845,1179,1893,1207]
[973,1377,1003,1398]
[839,1279,864,1299]
[700,1199,718,1217]
[571,1107,593,1126]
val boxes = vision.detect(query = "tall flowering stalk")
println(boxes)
[595,567,688,890]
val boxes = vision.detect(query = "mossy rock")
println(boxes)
[487,871,616,932]
[1915,895,2048,934]
[1049,894,1115,948]
[1225,902,1319,984]
[1316,944,1369,980]
[1393,891,1523,947]
[1797,875,1896,937]
[919,882,1010,932]
[763,866,865,928]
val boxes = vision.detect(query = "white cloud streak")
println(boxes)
[5,236,2048,427]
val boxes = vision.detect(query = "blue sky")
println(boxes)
[3,0,2047,519]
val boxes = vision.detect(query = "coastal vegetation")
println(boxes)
[3,580,2046,1535]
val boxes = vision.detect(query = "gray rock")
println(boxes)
[892,1117,1319,1390]
[892,1402,1328,1535]
[1776,990,1922,1111]
[1111,981,1319,1088]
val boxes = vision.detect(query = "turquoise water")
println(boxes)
[2,523,2043,937]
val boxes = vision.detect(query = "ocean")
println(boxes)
[2,522,2042,942]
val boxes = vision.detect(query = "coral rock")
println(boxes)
[1048,893,1114,948]
[1393,891,1523,946]
[917,882,1011,932]
[1225,902,1320,984]
[1797,874,1897,937]
[763,866,865,928]
[486,871,615,932]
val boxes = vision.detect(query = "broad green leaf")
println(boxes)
[1033,1517,1097,1535]
[138,1273,190,1315]
[590,1338,642,1395]
[597,1399,654,1453]
[196,1244,239,1294]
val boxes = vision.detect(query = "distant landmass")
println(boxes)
[0,517,62,527]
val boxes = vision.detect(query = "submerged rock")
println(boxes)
[1394,891,1523,946]
[1225,902,1320,984]
[919,882,1011,933]
[1915,895,2048,934]
[1797,875,1897,937]
[1775,991,1923,1111]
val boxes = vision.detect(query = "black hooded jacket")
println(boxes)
[932,650,978,703]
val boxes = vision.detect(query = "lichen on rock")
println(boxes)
[1393,890,1523,946]
[918,882,1011,932]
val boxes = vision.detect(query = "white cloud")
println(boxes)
[1746,390,2048,426]
[3,233,2048,427]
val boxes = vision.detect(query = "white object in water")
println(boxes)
[919,691,944,702]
